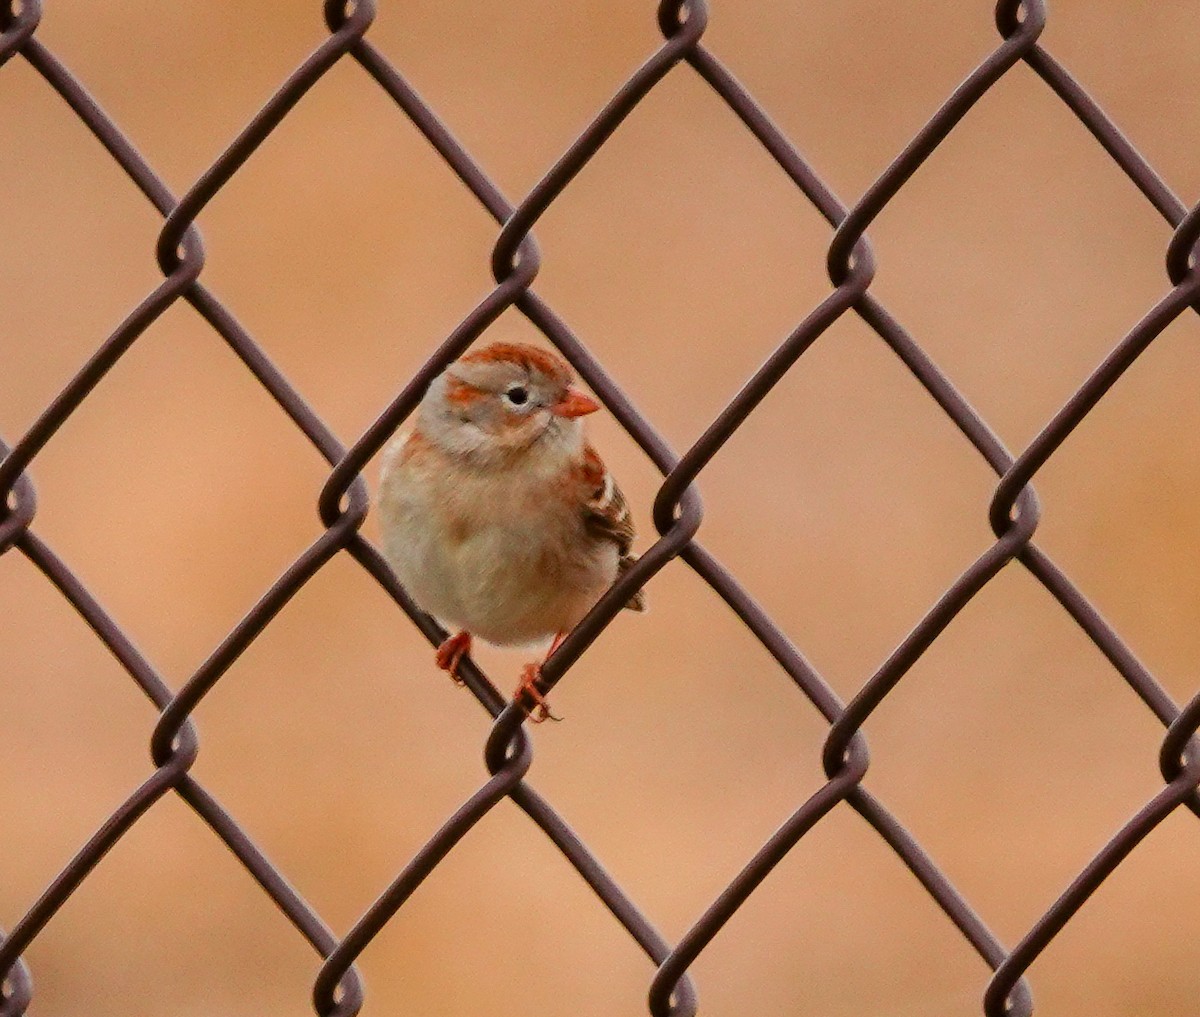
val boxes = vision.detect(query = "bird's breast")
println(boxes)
[378,443,615,645]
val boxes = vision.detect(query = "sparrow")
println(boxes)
[378,341,643,721]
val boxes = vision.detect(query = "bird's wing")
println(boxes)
[579,445,645,611]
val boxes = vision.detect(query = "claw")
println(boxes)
[435,631,472,685]
[515,663,562,723]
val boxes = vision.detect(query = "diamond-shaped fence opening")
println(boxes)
[4,1,1200,1015]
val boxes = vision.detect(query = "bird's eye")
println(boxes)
[504,385,529,406]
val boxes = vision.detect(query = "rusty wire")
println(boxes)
[2,0,1199,1014]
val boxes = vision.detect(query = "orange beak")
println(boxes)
[551,386,601,418]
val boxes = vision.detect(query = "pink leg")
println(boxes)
[434,631,472,685]
[514,632,566,723]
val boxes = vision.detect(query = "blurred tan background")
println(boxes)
[4,1,1200,1014]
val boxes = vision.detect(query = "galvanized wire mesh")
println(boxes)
[3,0,1199,1014]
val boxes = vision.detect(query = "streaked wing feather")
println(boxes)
[580,446,645,612]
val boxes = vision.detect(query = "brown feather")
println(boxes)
[579,445,645,611]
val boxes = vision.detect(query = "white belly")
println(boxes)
[378,437,618,646]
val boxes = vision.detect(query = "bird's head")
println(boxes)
[417,342,600,463]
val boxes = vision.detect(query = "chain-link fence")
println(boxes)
[4,1,1200,1014]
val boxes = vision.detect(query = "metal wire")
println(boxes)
[2,0,1198,1014]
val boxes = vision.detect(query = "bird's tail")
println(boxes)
[618,554,646,612]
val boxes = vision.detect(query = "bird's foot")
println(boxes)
[514,663,562,723]
[435,631,472,685]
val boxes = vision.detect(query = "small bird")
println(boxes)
[378,341,643,721]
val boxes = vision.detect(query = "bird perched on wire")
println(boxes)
[378,341,643,722]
